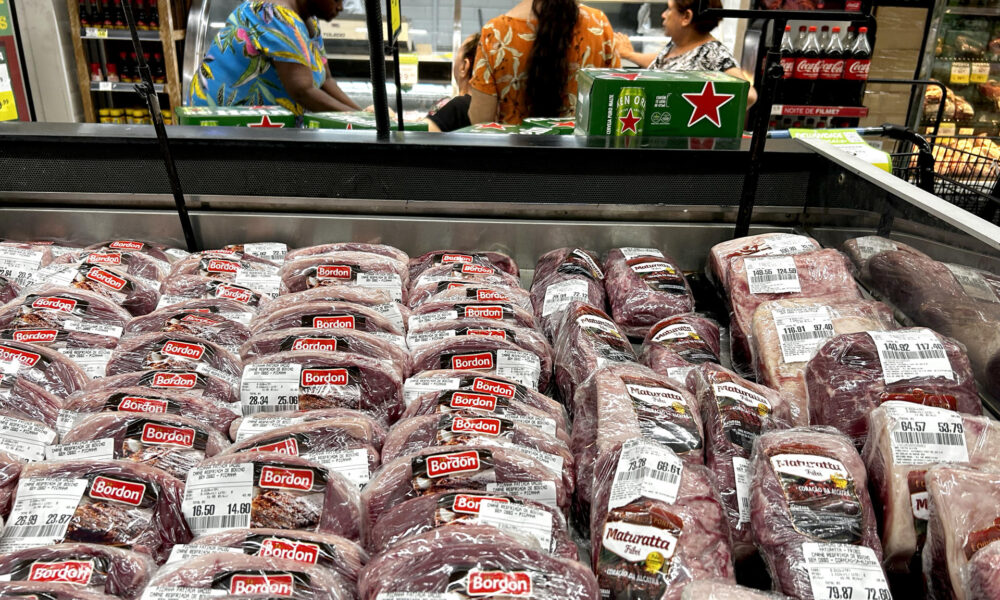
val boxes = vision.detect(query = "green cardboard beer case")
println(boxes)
[303,111,428,131]
[519,118,576,135]
[575,69,748,138]
[453,122,523,134]
[175,106,296,128]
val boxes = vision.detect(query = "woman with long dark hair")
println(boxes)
[467,0,620,124]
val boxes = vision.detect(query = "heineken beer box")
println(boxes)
[304,111,428,131]
[175,106,296,128]
[453,122,522,134]
[519,118,575,135]
[575,69,748,137]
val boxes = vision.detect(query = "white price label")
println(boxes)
[402,377,460,407]
[619,247,664,260]
[733,456,752,525]
[219,311,254,326]
[506,414,557,438]
[854,236,897,262]
[234,415,305,443]
[0,416,57,462]
[45,438,115,462]
[165,544,243,565]
[182,463,254,535]
[608,438,683,510]
[514,446,564,477]
[244,243,287,263]
[486,480,558,510]
[233,270,281,299]
[156,295,189,311]
[370,303,405,333]
[745,256,801,295]
[771,305,835,363]
[55,410,81,439]
[62,320,124,339]
[0,478,87,552]
[141,586,223,600]
[665,366,695,385]
[356,273,403,302]
[477,499,553,554]
[882,401,969,465]
[802,543,891,600]
[304,448,370,487]
[98,81,113,92]
[541,279,590,317]
[869,329,953,384]
[84,27,109,38]
[761,234,817,257]
[165,248,192,261]
[240,363,302,415]
[0,247,45,288]
[406,329,456,349]
[56,348,113,379]
[945,263,998,303]
[408,310,459,329]
[495,349,541,390]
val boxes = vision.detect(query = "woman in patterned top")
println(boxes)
[189,0,362,114]
[467,0,621,125]
[615,0,756,105]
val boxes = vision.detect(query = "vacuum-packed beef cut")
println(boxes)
[124,303,252,351]
[62,386,237,437]
[367,489,576,558]
[0,340,89,397]
[840,236,930,285]
[408,250,519,281]
[752,298,897,426]
[750,427,889,600]
[0,414,56,464]
[189,452,361,541]
[553,302,636,405]
[408,297,537,330]
[708,233,820,291]
[106,332,242,383]
[56,249,168,283]
[0,581,119,600]
[603,247,695,339]
[804,328,981,447]
[406,318,550,366]
[867,250,967,316]
[410,336,548,392]
[286,242,408,265]
[639,314,721,379]
[262,286,400,311]
[229,408,386,447]
[407,263,521,309]
[6,459,190,563]
[0,543,154,600]
[85,369,240,416]
[590,438,734,600]
[280,253,407,303]
[158,276,267,311]
[0,451,21,518]
[28,262,160,317]
[0,371,66,429]
[530,248,607,340]
[167,252,279,282]
[681,581,792,599]
[250,301,404,339]
[58,412,230,479]
[241,328,410,377]
[84,240,172,266]
[411,283,532,311]
[0,288,130,350]
[0,277,17,304]
[358,525,598,600]
[0,243,55,291]
[863,403,1000,574]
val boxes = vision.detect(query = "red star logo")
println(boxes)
[618,109,641,134]
[607,73,642,80]
[681,81,734,128]
[480,122,507,130]
[247,115,285,128]
[554,120,575,127]
[346,123,353,130]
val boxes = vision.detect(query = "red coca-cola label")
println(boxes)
[466,328,507,340]
[470,377,516,398]
[820,58,845,80]
[85,267,127,291]
[252,438,299,455]
[140,422,196,447]
[461,264,495,275]
[450,391,499,411]
[780,57,795,79]
[257,538,320,564]
[464,305,504,320]
[259,466,314,491]
[467,570,532,597]
[794,57,822,80]
[88,476,146,506]
[316,265,353,279]
[214,284,255,304]
[451,352,494,370]
[161,340,206,360]
[0,345,41,367]
[311,316,355,329]
[452,494,509,514]
[206,259,240,274]
[86,252,122,265]
[290,338,337,352]
[441,254,475,264]
[844,59,870,81]
[301,368,349,387]
[228,573,295,596]
[476,289,509,302]
[118,396,169,413]
[451,416,502,436]
[27,561,94,585]
[12,330,58,344]
[426,450,481,477]
[150,372,198,389]
[109,241,144,250]
[846,0,861,10]
[179,314,223,326]
[31,297,77,312]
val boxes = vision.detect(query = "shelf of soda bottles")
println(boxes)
[81,27,159,41]
[90,81,166,94]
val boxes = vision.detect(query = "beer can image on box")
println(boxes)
[615,87,646,136]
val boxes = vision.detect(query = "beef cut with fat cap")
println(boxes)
[0,543,155,600]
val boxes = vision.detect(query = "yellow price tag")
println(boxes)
[950,62,970,85]
[389,0,401,39]
[971,62,989,84]
[85,27,109,39]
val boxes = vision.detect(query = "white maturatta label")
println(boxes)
[165,544,242,565]
[602,520,679,565]
[182,463,254,535]
[244,243,287,263]
[619,247,664,260]
[0,247,44,288]
[45,438,115,462]
[303,448,370,487]
[356,273,403,302]
[234,415,305,443]
[854,236,898,262]
[495,350,541,390]
[402,377,460,407]
[0,477,88,552]
[486,481,558,510]
[240,363,302,415]
[233,270,281,299]
[541,279,590,317]
[56,348,113,379]
[608,438,683,510]
[771,305,835,363]
[62,320,124,339]
[945,263,999,303]
[802,543,891,600]
[733,456,752,525]
[652,322,699,343]
[882,401,968,465]
[370,303,405,333]
[0,416,56,463]
[869,329,953,384]
[477,499,553,554]
[745,256,801,295]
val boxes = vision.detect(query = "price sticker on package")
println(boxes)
[950,62,971,85]
[744,256,801,295]
[771,305,835,363]
[608,438,683,509]
[240,363,301,415]
[802,543,891,600]
[883,401,969,465]
[869,329,953,384]
[181,463,253,535]
[971,62,990,84]
[0,478,88,553]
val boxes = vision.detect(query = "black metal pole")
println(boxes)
[366,0,391,139]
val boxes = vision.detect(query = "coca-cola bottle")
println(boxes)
[794,25,823,104]
[778,25,797,104]
[819,26,846,105]
[820,25,831,49]
[843,26,871,106]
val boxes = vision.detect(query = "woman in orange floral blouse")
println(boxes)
[467,0,620,125]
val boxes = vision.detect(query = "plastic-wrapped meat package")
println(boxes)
[241,328,410,377]
[260,285,399,311]
[216,242,289,264]
[691,363,790,561]
[408,250,520,281]
[107,332,242,383]
[640,314,721,377]
[61,386,237,437]
[0,543,155,600]
[750,427,890,600]
[0,581,118,600]
[406,318,550,366]
[0,369,66,429]
[0,413,56,463]
[58,413,230,479]
[221,415,382,487]
[751,298,897,426]
[158,276,267,311]
[408,297,537,331]
[189,452,361,541]
[27,262,161,317]
[85,240,172,266]
[840,236,930,284]
[0,451,21,518]
[190,527,367,589]
[0,243,53,290]
[0,340,89,397]
[530,248,607,340]
[144,552,351,600]
[590,438,734,600]
[966,541,1000,600]
[553,302,637,405]
[55,249,168,282]
[0,289,130,350]
[862,403,1000,574]
[167,252,279,280]
[250,301,403,338]
[379,414,574,494]
[407,263,522,308]
[867,250,968,317]
[287,242,408,265]
[804,328,981,447]
[6,459,190,563]
[358,525,598,600]
[361,444,568,534]
[0,277,17,304]
[84,369,240,416]
[411,283,532,311]
[727,249,860,375]
[681,580,793,599]
[919,297,1000,401]
[124,304,252,351]
[707,233,820,291]
[410,336,549,392]
[367,489,576,558]
[229,408,387,447]
[603,247,695,339]
[279,253,408,303]
[240,351,402,424]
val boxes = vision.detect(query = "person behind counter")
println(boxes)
[614,0,757,106]
[189,0,362,114]
[425,33,480,132]
[467,0,620,125]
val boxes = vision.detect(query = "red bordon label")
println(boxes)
[470,377,515,398]
[27,561,94,585]
[467,570,533,597]
[12,330,58,344]
[449,392,499,411]
[214,284,255,304]
[451,352,494,370]
[464,305,504,320]
[466,328,507,340]
[150,372,198,389]
[140,422,196,447]
[0,345,41,367]
[206,259,240,274]
[251,438,300,455]
[118,396,169,413]
[316,265,353,279]
[311,316,355,329]
[426,450,481,478]
[85,267,127,291]
[290,338,337,352]
[31,297,77,312]
[452,494,509,515]
[477,289,508,302]
[461,264,495,275]
[257,538,320,564]
[86,252,122,265]
[441,254,475,264]
[301,368,349,387]
[258,466,314,491]
[228,574,295,596]
[88,476,146,506]
[109,241,144,250]
[161,340,206,360]
[451,416,502,436]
